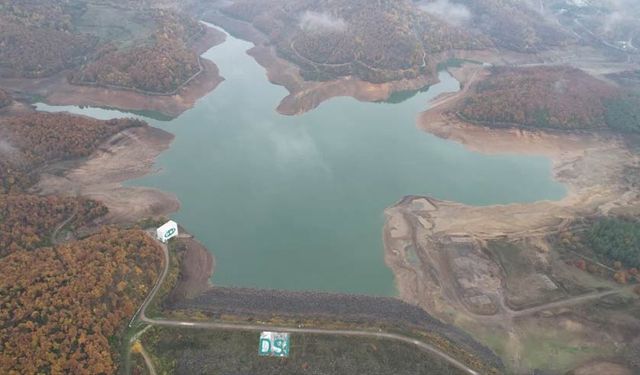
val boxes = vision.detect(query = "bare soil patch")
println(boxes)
[382,63,640,373]
[33,126,179,224]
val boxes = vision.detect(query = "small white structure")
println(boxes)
[156,220,178,243]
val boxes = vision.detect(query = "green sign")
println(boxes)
[258,332,290,357]
[164,227,176,239]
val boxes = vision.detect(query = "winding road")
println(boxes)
[137,344,157,375]
[129,235,483,375]
[51,210,77,245]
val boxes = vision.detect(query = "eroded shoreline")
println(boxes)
[202,11,444,115]
[382,64,640,373]
[34,125,180,224]
[19,20,640,374]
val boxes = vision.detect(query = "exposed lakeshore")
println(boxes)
[30,34,640,306]
[13,19,640,374]
[382,64,640,373]
[33,125,180,224]
[393,64,640,315]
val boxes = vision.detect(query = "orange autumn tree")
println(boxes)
[458,66,619,130]
[0,194,107,256]
[0,228,163,374]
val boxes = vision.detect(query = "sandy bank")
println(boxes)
[33,126,179,224]
[382,63,640,373]
[419,64,640,213]
[0,26,226,118]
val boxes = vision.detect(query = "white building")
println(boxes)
[156,220,179,243]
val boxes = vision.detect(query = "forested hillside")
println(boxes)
[0,98,165,373]
[223,0,486,83]
[604,93,640,133]
[0,0,97,78]
[587,218,640,269]
[220,0,577,83]
[607,70,640,90]
[0,194,107,256]
[0,1,205,93]
[0,112,144,192]
[450,0,572,52]
[457,66,640,132]
[0,228,163,374]
[71,10,204,93]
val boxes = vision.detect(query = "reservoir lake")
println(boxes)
[37,26,566,296]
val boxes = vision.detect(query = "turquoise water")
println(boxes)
[37,27,566,296]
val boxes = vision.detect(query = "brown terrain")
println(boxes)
[200,11,440,115]
[2,2,639,373]
[381,63,640,373]
[33,125,179,224]
[0,26,226,118]
[168,235,215,302]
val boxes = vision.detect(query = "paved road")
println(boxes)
[130,236,482,375]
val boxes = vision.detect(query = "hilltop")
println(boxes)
[216,0,577,85]
[455,66,640,132]
[221,0,486,83]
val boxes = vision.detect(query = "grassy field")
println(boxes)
[141,327,468,375]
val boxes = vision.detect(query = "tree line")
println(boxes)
[587,217,640,270]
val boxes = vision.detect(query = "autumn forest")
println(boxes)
[457,66,640,133]
[0,0,205,93]
[0,89,163,374]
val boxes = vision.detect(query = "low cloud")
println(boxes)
[420,0,471,26]
[602,0,638,33]
[299,11,347,32]
[264,122,332,175]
